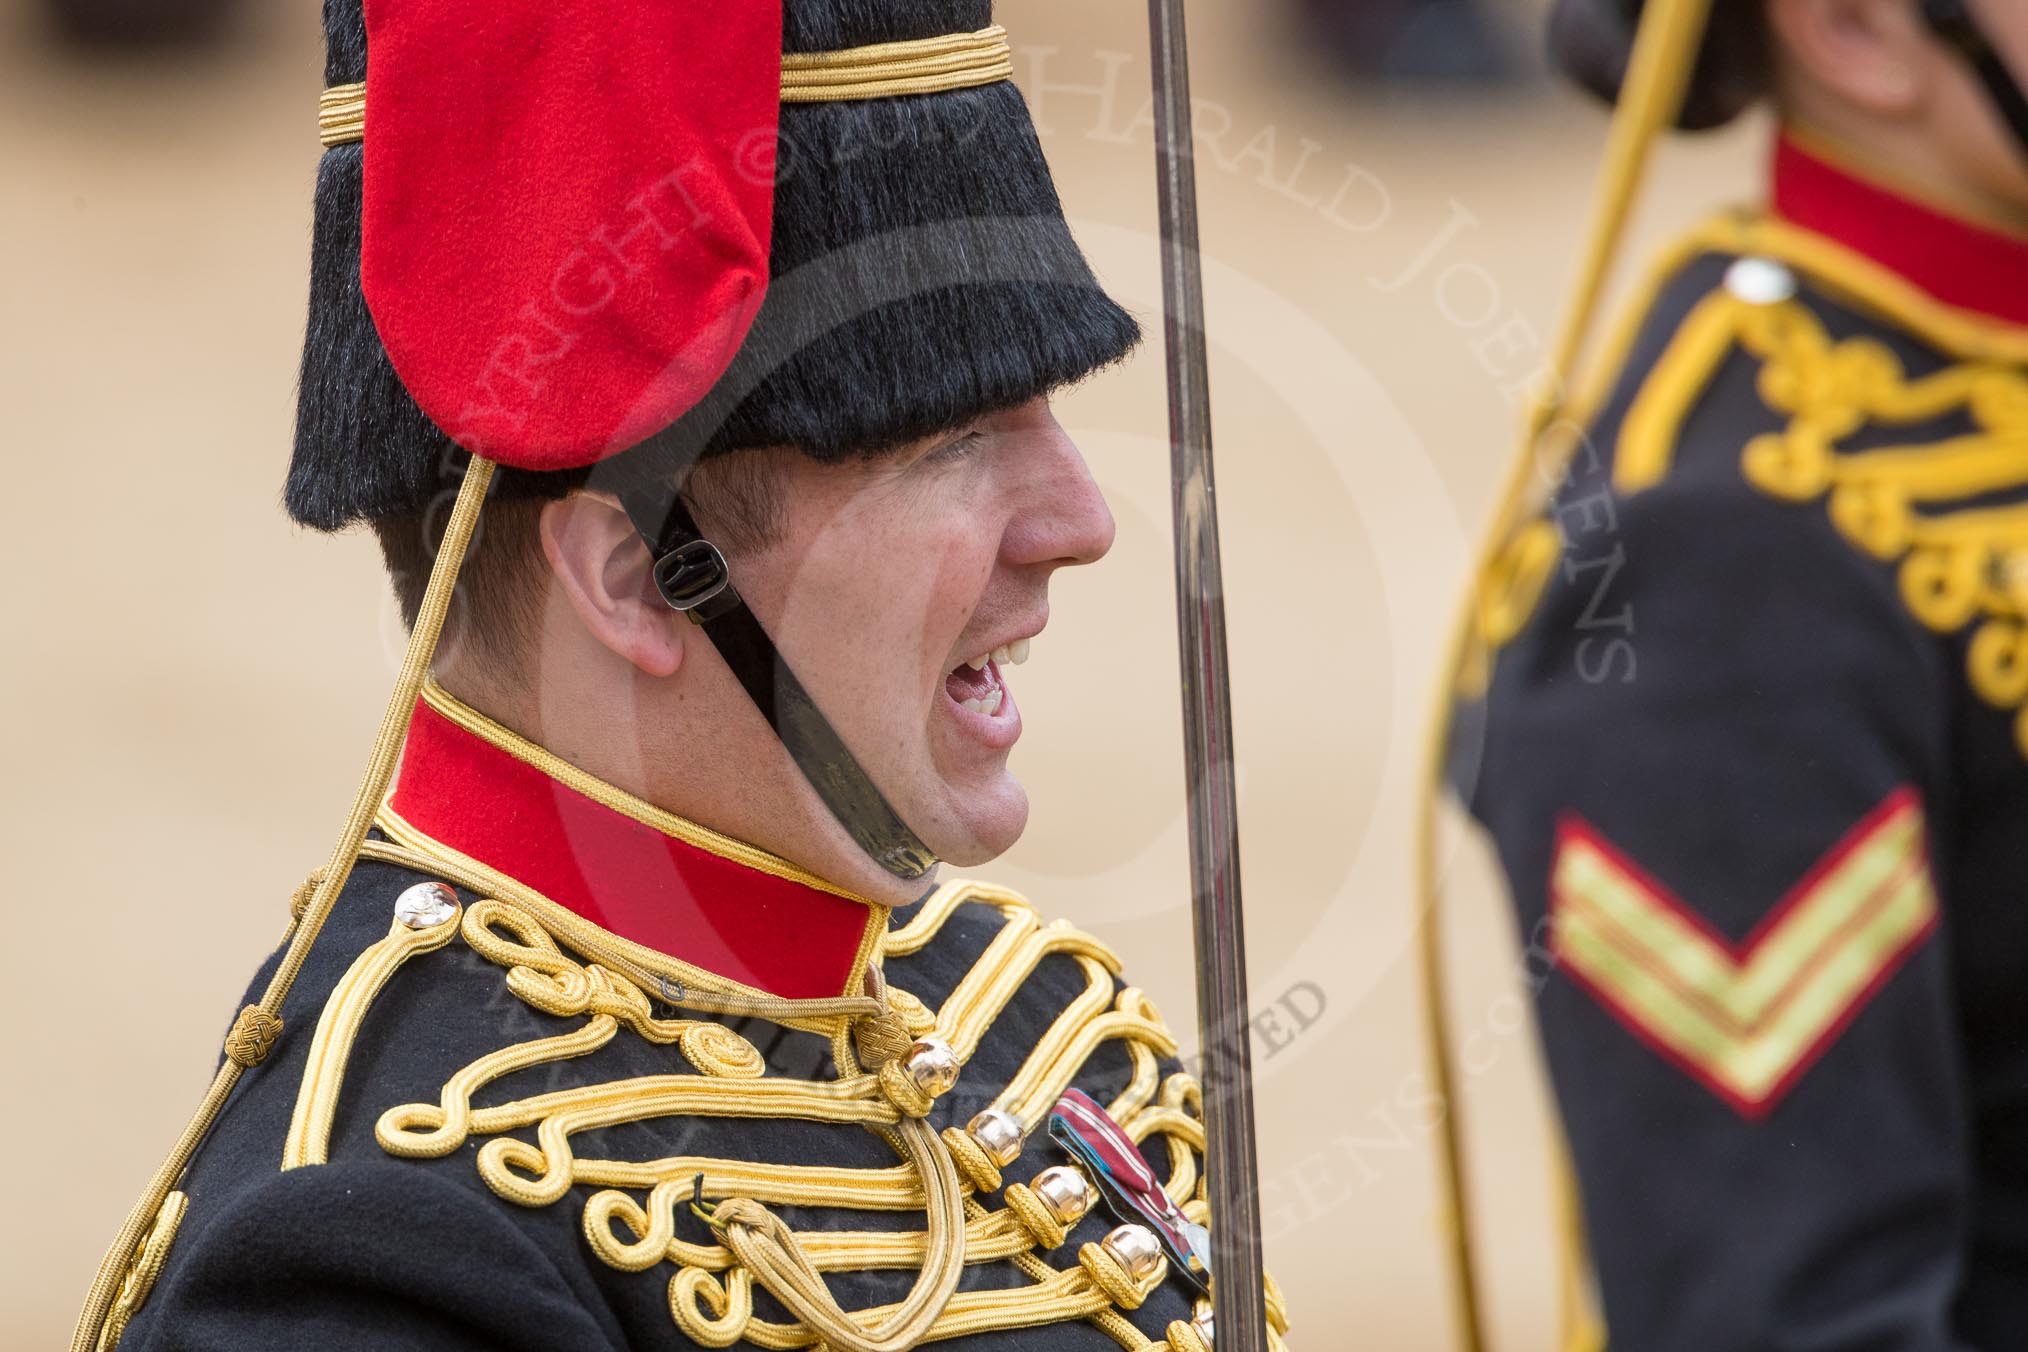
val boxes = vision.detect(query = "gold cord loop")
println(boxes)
[939,1124,1004,1194]
[93,1191,186,1352]
[877,1059,939,1118]
[999,1182,1070,1250]
[1076,1240,1153,1311]
[702,1115,968,1352]
[667,1265,753,1348]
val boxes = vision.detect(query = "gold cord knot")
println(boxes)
[1163,1320,1214,1352]
[288,869,327,925]
[877,1060,937,1118]
[223,1006,283,1067]
[853,1010,914,1068]
[1077,1239,1150,1310]
[939,1125,1003,1193]
[999,1182,1069,1249]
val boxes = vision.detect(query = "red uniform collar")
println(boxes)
[1772,130,2028,330]
[382,683,885,1004]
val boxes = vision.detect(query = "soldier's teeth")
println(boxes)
[964,640,1032,673]
[959,690,1004,717]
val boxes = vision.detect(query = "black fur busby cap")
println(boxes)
[286,0,1141,531]
[1547,0,1773,131]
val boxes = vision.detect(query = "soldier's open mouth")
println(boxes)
[945,658,1008,717]
[943,636,1032,720]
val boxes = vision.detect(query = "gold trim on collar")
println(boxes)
[317,25,1012,148]
[420,680,875,908]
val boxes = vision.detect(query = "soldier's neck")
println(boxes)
[428,664,928,910]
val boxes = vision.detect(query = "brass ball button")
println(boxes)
[1030,1164,1096,1225]
[902,1037,960,1097]
[1100,1223,1164,1283]
[965,1108,1024,1167]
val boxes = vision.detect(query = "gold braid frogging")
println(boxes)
[299,865,1287,1350]
[1617,281,2028,756]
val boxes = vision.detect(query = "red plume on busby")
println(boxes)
[356,0,782,472]
[287,0,1140,531]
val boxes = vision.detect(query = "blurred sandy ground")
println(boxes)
[0,1,1766,1346]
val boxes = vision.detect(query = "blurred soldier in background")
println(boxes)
[1439,0,2028,1348]
[41,0,240,48]
[1296,0,1528,83]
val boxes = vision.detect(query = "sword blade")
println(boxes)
[1146,2,1269,1346]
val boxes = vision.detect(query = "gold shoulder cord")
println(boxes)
[70,457,498,1352]
[1416,2,1717,1350]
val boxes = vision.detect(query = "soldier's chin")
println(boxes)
[924,778,1030,868]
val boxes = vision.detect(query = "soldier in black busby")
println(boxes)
[1431,1,2028,1348]
[71,3,1288,1349]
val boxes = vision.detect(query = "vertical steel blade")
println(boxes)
[1146,2,1269,1347]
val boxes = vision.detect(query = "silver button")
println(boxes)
[393,881,458,929]
[966,1107,1024,1167]
[1101,1223,1165,1282]
[1725,256,1796,306]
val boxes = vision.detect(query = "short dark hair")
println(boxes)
[374,452,789,665]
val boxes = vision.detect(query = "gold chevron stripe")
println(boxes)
[1549,791,1938,1117]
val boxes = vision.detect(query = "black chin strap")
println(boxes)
[1922,0,2028,162]
[619,483,939,883]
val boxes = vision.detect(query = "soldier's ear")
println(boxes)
[1766,0,1932,117]
[538,491,688,679]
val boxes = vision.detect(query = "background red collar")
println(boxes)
[387,692,882,1002]
[1772,132,2028,330]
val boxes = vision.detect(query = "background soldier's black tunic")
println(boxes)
[1454,214,2028,1349]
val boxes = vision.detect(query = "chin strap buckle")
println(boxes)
[652,538,742,622]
